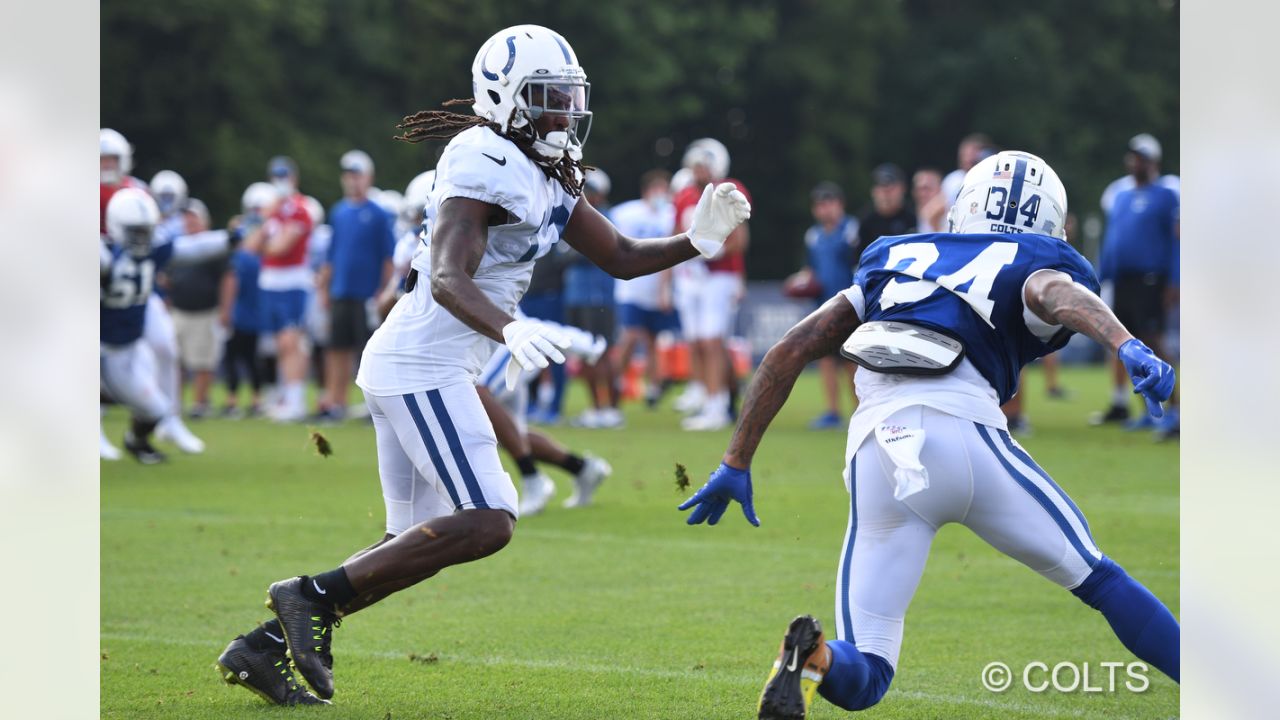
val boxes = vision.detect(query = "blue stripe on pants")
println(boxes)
[481,350,511,393]
[426,389,490,509]
[402,393,464,508]
[975,423,1097,569]
[839,456,857,641]
[997,430,1093,540]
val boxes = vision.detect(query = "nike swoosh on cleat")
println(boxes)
[312,579,327,595]
[482,153,507,166]
[265,632,285,643]
[786,648,799,672]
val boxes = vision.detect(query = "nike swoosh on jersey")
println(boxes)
[482,153,507,166]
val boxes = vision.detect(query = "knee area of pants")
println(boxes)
[1072,556,1125,607]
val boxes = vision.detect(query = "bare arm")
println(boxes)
[723,294,861,469]
[1024,270,1133,354]
[429,196,514,343]
[562,199,698,280]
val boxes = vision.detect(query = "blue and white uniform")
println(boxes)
[101,231,232,420]
[831,230,1103,669]
[611,198,679,332]
[356,126,580,530]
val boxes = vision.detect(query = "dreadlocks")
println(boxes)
[394,99,585,197]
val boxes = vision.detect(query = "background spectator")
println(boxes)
[941,133,995,206]
[802,181,860,430]
[314,150,395,422]
[520,234,575,425]
[912,167,946,233]
[1094,133,1180,438]
[611,169,678,409]
[219,183,275,418]
[165,198,227,418]
[857,163,916,250]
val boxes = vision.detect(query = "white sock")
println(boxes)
[287,382,306,412]
[1112,387,1129,406]
[708,391,730,416]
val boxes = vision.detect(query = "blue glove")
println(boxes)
[678,462,760,527]
[1117,338,1176,417]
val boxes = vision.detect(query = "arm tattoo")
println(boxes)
[724,297,859,468]
[1035,276,1132,354]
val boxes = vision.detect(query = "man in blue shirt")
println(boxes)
[802,182,860,430]
[316,150,396,421]
[1094,134,1180,436]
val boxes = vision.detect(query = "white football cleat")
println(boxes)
[594,408,625,429]
[681,407,732,432]
[563,455,611,509]
[100,427,122,461]
[156,415,206,453]
[518,473,556,516]
[673,384,706,415]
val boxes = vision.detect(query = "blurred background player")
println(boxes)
[1093,133,1180,438]
[219,183,277,418]
[610,169,678,409]
[563,168,623,428]
[315,150,396,422]
[165,197,227,418]
[940,132,995,206]
[911,167,947,234]
[673,138,750,431]
[520,225,575,426]
[99,130,206,454]
[800,181,860,430]
[251,156,314,422]
[101,189,236,463]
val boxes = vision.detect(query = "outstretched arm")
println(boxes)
[1024,270,1132,353]
[563,183,750,279]
[724,294,861,468]
[1025,269,1175,414]
[562,198,698,279]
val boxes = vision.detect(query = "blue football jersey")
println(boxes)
[852,232,1099,404]
[101,240,175,346]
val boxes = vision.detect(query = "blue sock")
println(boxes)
[817,639,894,711]
[1072,557,1180,682]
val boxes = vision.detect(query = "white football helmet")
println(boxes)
[682,138,730,181]
[670,167,696,194]
[100,128,133,185]
[471,25,591,161]
[402,170,436,225]
[149,170,188,216]
[372,189,403,217]
[947,150,1067,239]
[584,167,610,197]
[242,181,281,216]
[106,188,160,257]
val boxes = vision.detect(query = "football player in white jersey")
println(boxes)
[216,25,750,706]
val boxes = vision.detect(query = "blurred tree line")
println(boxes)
[103,0,1178,278]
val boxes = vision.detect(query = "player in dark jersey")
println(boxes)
[678,151,1179,719]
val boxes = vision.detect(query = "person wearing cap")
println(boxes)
[1093,134,1180,438]
[563,168,623,428]
[856,163,916,257]
[166,198,232,419]
[1099,133,1181,216]
[313,150,396,422]
[802,181,860,430]
[250,155,314,422]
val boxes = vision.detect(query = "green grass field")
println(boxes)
[101,365,1178,719]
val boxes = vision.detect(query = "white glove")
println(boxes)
[502,319,573,391]
[686,182,752,259]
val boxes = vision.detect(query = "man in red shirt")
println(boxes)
[672,139,750,431]
[250,156,314,421]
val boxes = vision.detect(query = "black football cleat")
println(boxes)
[267,577,339,700]
[1089,403,1131,426]
[123,430,167,465]
[215,635,329,706]
[758,615,831,720]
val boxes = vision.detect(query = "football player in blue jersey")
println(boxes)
[101,188,237,463]
[678,151,1179,719]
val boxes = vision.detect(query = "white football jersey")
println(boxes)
[357,127,581,395]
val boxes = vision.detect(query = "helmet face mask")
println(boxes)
[471,25,591,161]
[120,225,154,258]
